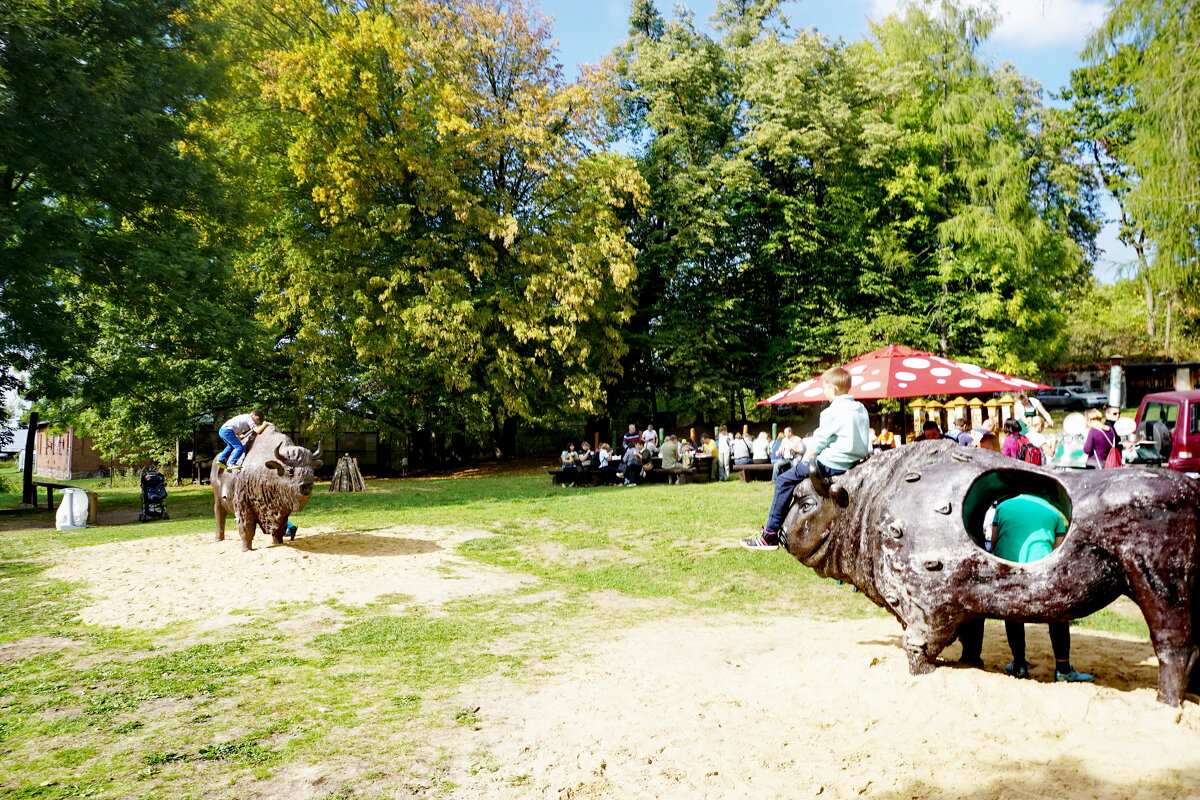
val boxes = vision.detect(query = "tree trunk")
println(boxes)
[22,412,37,505]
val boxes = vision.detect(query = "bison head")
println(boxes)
[778,470,850,563]
[264,440,323,507]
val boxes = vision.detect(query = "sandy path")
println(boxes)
[42,528,1200,799]
[43,526,528,628]
[437,616,1200,799]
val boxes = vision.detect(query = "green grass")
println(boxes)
[0,466,1161,799]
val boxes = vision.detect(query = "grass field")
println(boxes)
[0,463,1151,799]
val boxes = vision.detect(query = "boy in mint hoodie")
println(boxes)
[741,367,870,551]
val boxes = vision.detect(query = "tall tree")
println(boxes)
[202,0,645,456]
[1086,0,1200,357]
[0,0,253,460]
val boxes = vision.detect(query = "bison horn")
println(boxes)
[273,440,286,465]
[310,441,321,460]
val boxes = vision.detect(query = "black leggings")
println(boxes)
[1005,620,1071,665]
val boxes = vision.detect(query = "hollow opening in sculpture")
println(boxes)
[961,469,1072,555]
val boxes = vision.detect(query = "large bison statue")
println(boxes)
[778,440,1200,706]
[212,425,323,551]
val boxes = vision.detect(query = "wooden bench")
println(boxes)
[548,469,621,487]
[731,463,774,482]
[645,466,698,484]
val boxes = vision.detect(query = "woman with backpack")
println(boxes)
[1082,408,1120,468]
[1001,418,1043,465]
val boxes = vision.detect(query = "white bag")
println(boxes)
[56,488,89,531]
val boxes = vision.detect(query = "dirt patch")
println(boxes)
[0,635,78,664]
[428,615,1200,799]
[43,526,529,629]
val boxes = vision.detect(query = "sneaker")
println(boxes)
[740,529,779,551]
[1056,669,1094,683]
[1005,662,1030,679]
[228,463,242,470]
[216,461,227,470]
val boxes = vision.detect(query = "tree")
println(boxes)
[201,0,645,457]
[1083,1,1200,358]
[0,0,254,460]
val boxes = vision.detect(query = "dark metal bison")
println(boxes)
[212,425,323,551]
[779,440,1200,706]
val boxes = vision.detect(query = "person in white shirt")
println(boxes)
[750,431,771,462]
[772,427,806,479]
[641,424,659,455]
[216,409,271,470]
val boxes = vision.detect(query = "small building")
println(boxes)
[34,423,108,480]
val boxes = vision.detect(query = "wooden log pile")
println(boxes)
[328,453,366,492]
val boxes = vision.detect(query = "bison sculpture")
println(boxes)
[212,424,323,551]
[778,439,1200,706]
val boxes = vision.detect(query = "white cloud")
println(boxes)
[868,0,1108,48]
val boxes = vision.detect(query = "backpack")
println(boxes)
[1015,436,1043,466]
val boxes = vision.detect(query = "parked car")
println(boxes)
[1130,390,1200,477]
[1035,385,1110,410]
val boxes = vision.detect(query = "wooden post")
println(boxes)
[22,412,37,505]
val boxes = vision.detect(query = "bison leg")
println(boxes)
[214,490,227,542]
[237,511,258,552]
[1128,574,1196,706]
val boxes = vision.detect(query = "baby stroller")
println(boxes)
[139,470,169,522]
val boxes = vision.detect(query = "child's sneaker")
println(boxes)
[216,461,227,470]
[228,462,242,470]
[740,528,779,551]
[1055,669,1094,683]
[1005,662,1030,679]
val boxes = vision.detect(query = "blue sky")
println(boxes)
[535,0,1132,282]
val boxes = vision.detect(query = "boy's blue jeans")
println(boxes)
[216,427,244,465]
[766,459,847,533]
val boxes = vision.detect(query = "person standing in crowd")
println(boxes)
[1082,408,1119,468]
[717,426,732,481]
[1026,417,1057,461]
[954,418,975,446]
[622,423,640,453]
[642,424,659,455]
[772,427,806,480]
[1001,417,1030,458]
[978,432,1001,452]
[742,367,870,551]
[1012,392,1053,433]
[972,417,997,446]
[732,432,752,466]
[992,494,1094,683]
[751,431,771,463]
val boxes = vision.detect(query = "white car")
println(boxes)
[1036,385,1110,410]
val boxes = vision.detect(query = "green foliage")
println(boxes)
[614,0,1093,415]
[200,0,645,446]
[0,0,264,459]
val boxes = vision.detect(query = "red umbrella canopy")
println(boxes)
[759,345,1050,404]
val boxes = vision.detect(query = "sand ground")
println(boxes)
[43,526,1200,799]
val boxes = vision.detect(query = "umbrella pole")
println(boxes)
[900,400,908,445]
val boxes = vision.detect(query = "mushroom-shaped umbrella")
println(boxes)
[758,345,1049,405]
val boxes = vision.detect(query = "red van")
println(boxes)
[1132,390,1200,477]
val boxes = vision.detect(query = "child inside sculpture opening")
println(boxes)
[989,494,1094,683]
[741,366,870,551]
